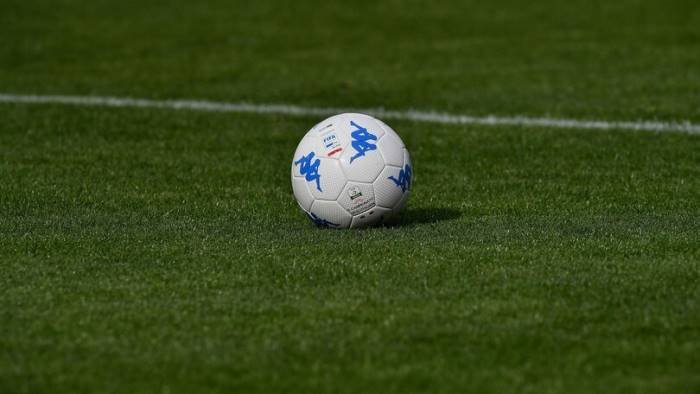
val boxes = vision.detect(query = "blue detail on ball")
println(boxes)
[307,212,339,228]
[388,164,412,193]
[294,152,322,192]
[349,121,378,163]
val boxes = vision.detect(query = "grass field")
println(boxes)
[1,0,699,393]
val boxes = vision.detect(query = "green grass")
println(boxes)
[1,0,700,393]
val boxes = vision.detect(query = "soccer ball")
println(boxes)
[291,113,412,229]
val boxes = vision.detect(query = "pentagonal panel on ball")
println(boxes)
[386,150,412,218]
[311,157,346,201]
[337,182,376,216]
[292,149,346,201]
[376,119,404,147]
[377,130,405,167]
[339,150,384,183]
[291,176,314,211]
[373,165,406,209]
[309,200,352,229]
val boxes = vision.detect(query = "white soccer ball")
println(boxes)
[291,113,412,229]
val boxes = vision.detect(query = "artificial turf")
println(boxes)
[1,0,699,393]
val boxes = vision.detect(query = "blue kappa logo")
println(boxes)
[294,152,322,192]
[307,212,338,228]
[349,121,378,163]
[388,164,412,193]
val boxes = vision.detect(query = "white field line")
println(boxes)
[0,93,699,135]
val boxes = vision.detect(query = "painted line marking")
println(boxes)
[0,93,698,135]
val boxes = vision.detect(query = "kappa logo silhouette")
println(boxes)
[388,164,412,193]
[349,121,377,163]
[294,152,322,192]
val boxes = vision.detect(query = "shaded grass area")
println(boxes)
[1,105,698,393]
